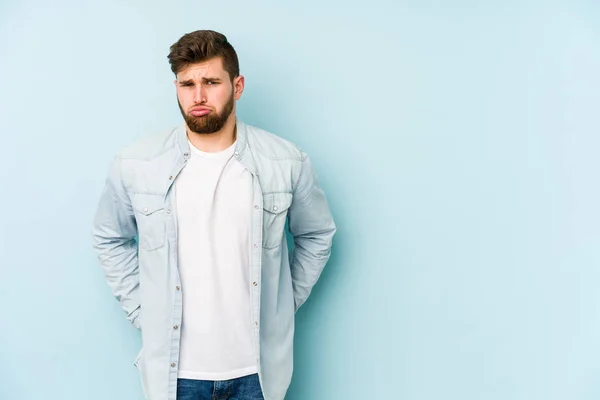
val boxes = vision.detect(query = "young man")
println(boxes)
[91,30,336,400]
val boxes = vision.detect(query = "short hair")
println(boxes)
[167,30,239,80]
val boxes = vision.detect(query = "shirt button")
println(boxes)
[254,205,259,209]
[254,321,258,326]
[176,286,180,290]
[273,206,278,211]
[171,362,176,367]
[169,176,174,180]
[166,208,171,214]
[234,151,239,155]
[184,153,189,157]
[254,244,258,248]
[143,207,148,213]
[173,325,179,330]
[253,282,258,286]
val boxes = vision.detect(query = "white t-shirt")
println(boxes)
[175,139,257,381]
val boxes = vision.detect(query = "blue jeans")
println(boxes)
[176,374,264,400]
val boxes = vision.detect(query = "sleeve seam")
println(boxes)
[292,153,308,197]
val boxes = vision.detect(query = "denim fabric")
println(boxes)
[92,118,336,400]
[177,374,264,400]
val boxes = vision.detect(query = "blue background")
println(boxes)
[1,1,600,399]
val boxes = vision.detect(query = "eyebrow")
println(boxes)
[178,77,222,85]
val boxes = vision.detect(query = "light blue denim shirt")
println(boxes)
[92,118,336,400]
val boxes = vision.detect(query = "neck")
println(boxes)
[187,113,237,153]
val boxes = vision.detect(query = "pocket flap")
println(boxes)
[132,194,165,216]
[262,192,293,214]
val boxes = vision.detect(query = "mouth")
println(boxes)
[189,107,211,117]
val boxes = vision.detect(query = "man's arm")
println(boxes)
[92,154,141,329]
[287,153,337,313]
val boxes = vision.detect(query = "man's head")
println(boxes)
[168,30,244,134]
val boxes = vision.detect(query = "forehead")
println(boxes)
[176,57,228,80]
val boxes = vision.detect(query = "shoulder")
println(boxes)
[118,125,180,161]
[244,123,305,161]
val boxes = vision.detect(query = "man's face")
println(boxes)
[175,57,244,134]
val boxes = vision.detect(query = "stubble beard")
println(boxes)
[178,91,235,134]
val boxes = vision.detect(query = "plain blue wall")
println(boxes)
[1,0,600,399]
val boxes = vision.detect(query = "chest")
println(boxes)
[174,157,254,221]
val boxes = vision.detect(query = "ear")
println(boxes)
[233,75,245,100]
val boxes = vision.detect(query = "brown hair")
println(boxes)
[167,30,239,80]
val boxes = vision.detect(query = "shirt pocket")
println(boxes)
[131,194,166,251]
[262,192,293,249]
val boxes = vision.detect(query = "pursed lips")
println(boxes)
[190,106,211,117]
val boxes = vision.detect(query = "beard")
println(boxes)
[178,91,235,134]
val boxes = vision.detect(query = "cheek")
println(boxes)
[213,88,233,105]
[177,90,191,106]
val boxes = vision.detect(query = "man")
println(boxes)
[92,30,336,400]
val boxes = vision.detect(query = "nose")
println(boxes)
[193,84,207,104]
